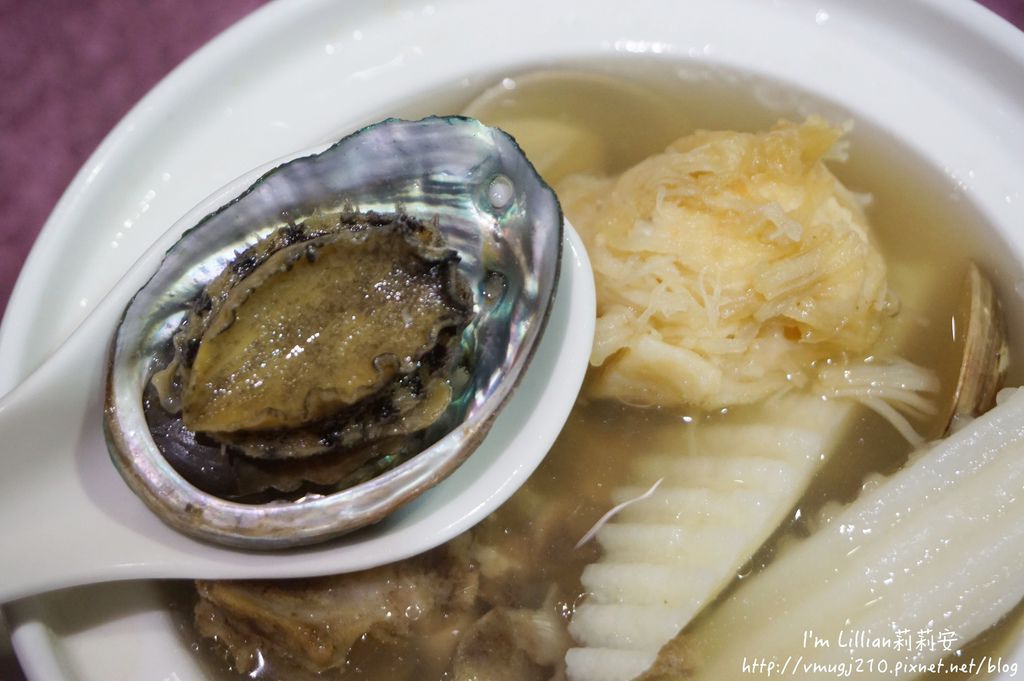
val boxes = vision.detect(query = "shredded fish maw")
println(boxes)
[558,117,891,409]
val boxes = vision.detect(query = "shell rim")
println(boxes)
[102,116,564,549]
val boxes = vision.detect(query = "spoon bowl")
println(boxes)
[0,120,595,603]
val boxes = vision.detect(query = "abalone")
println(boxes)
[104,116,563,547]
[149,211,473,496]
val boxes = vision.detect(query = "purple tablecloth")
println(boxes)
[0,0,269,323]
[0,1,1022,679]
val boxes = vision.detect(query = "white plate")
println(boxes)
[5,0,1024,679]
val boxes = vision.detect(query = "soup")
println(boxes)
[176,59,1024,681]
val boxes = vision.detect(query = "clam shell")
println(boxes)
[104,116,563,548]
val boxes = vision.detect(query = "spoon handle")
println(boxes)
[0,293,148,602]
[0,292,242,602]
[0,219,234,601]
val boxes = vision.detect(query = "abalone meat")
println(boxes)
[149,210,473,497]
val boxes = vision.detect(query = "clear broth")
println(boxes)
[178,57,1024,680]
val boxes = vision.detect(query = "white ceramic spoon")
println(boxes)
[0,141,595,604]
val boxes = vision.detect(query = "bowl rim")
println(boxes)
[5,0,1024,680]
